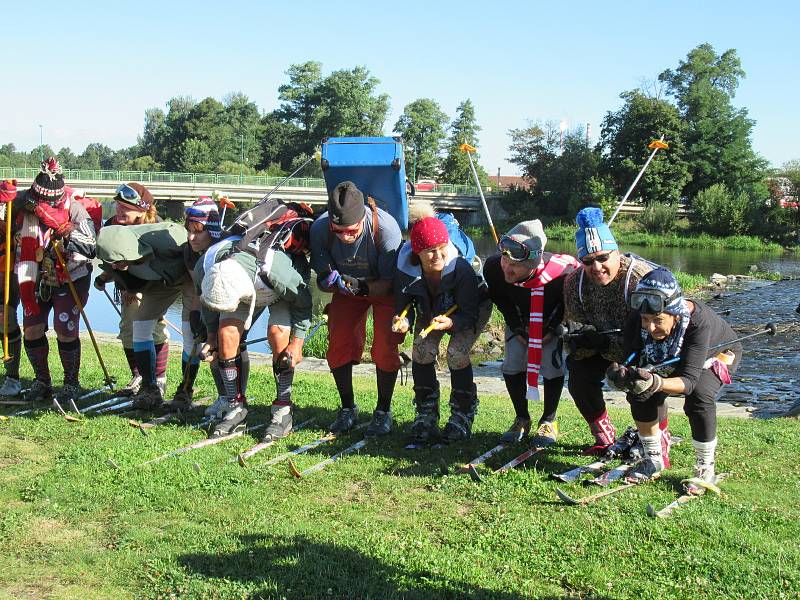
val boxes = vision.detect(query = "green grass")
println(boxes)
[0,340,798,599]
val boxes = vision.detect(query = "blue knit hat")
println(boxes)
[575,207,618,259]
[634,268,687,316]
[185,196,221,239]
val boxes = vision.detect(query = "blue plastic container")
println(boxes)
[321,136,409,229]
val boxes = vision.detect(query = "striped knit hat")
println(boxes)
[30,157,65,204]
[185,196,222,239]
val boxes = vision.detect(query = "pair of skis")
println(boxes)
[646,474,727,518]
[460,442,551,482]
[237,422,365,467]
[282,424,370,478]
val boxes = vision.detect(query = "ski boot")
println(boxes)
[261,404,293,444]
[682,462,720,496]
[55,382,81,413]
[204,396,228,419]
[329,405,359,434]
[530,420,558,447]
[625,458,663,483]
[441,386,478,444]
[410,385,440,445]
[500,417,532,444]
[365,409,393,438]
[604,426,639,460]
[165,387,194,412]
[211,397,248,437]
[0,377,22,397]
[117,374,143,397]
[131,383,164,411]
[24,379,52,404]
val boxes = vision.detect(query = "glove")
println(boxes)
[574,328,610,352]
[320,269,348,293]
[605,362,630,391]
[189,310,207,342]
[34,204,73,238]
[0,179,16,204]
[627,368,664,401]
[93,276,106,291]
[340,274,368,296]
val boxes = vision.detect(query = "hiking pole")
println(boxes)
[253,153,317,209]
[2,197,12,362]
[240,314,328,350]
[553,324,622,339]
[52,241,115,391]
[644,322,777,372]
[459,143,498,244]
[419,305,458,339]
[608,137,668,225]
[392,303,412,332]
[102,287,122,317]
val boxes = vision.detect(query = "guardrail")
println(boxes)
[0,166,481,197]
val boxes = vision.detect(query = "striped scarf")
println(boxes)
[515,254,580,400]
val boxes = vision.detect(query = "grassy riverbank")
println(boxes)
[0,341,798,599]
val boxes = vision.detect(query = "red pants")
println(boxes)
[326,294,403,372]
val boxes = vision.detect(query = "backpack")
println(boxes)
[436,211,476,263]
[227,197,314,261]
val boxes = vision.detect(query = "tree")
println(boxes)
[139,107,169,166]
[257,111,304,171]
[440,99,488,186]
[393,98,448,181]
[277,61,323,154]
[162,96,197,170]
[312,66,389,140]
[659,44,767,197]
[597,90,690,205]
[507,120,560,184]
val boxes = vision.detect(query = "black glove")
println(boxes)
[574,328,610,352]
[189,310,207,342]
[93,275,106,291]
[340,274,369,297]
[627,368,664,401]
[605,362,629,391]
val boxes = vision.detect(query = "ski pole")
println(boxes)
[218,196,235,226]
[2,196,12,362]
[459,143,498,244]
[553,324,622,339]
[645,322,777,372]
[102,287,122,317]
[239,314,328,350]
[391,303,412,332]
[52,241,115,391]
[608,137,668,225]
[419,305,458,339]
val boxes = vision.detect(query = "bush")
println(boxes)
[691,184,753,236]
[640,201,679,234]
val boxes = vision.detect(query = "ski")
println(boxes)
[0,400,28,406]
[80,395,129,414]
[467,445,549,482]
[457,443,508,473]
[288,438,368,478]
[129,397,212,435]
[257,423,368,468]
[555,481,638,506]
[95,400,134,415]
[587,460,640,487]
[552,459,612,483]
[234,419,314,466]
[646,473,728,518]
[112,422,269,470]
[78,385,114,402]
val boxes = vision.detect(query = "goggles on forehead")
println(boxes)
[497,235,542,262]
[630,289,681,315]
[115,184,149,210]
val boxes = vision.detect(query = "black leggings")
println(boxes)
[628,368,726,442]
[567,353,611,422]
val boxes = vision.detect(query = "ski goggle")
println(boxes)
[497,235,542,262]
[115,184,149,210]
[630,289,681,315]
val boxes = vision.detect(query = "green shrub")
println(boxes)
[640,201,679,234]
[691,184,753,236]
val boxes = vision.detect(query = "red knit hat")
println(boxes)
[410,217,449,254]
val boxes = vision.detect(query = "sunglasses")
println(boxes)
[580,252,613,267]
[497,235,542,262]
[330,222,361,236]
[115,184,149,210]
[630,289,681,314]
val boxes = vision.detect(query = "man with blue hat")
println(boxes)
[562,207,656,456]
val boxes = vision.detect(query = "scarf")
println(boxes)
[515,253,580,400]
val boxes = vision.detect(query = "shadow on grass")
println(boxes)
[177,532,605,600]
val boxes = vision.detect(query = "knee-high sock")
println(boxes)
[5,328,21,380]
[57,338,81,387]
[24,336,51,384]
[219,356,242,401]
[331,362,354,408]
[376,368,398,412]
[273,363,294,408]
[541,376,564,424]
[503,373,529,420]
[123,347,139,377]
[154,342,169,380]
[180,350,200,392]
[132,319,157,386]
[240,350,250,395]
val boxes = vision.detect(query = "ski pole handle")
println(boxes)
[392,303,412,332]
[419,305,458,339]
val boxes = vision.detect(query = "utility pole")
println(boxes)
[240,133,244,184]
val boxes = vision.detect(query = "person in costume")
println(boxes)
[309,181,404,437]
[607,268,741,493]
[562,207,659,455]
[483,220,579,446]
[93,183,170,396]
[392,213,492,444]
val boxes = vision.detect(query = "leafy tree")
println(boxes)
[597,90,690,205]
[162,96,197,170]
[257,111,303,171]
[441,99,488,186]
[312,66,389,140]
[277,61,323,154]
[659,44,767,197]
[125,155,161,171]
[507,120,560,184]
[176,138,213,173]
[394,98,448,180]
[55,147,78,169]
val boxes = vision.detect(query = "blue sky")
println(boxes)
[3,0,798,175]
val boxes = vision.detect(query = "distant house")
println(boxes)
[487,175,533,192]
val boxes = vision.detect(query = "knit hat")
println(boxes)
[505,220,547,267]
[30,157,65,204]
[116,182,154,211]
[634,268,687,316]
[185,196,222,239]
[575,207,618,259]
[410,216,449,254]
[201,258,257,328]
[328,181,366,226]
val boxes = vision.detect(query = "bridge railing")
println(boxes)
[0,166,482,196]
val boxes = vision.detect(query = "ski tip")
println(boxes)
[466,464,483,483]
[68,399,80,413]
[106,458,121,470]
[63,414,80,423]
[193,462,202,473]
[646,504,658,518]
[237,454,248,468]
[287,458,302,479]
[0,415,9,422]
[138,425,150,436]
[127,419,140,428]
[555,487,580,505]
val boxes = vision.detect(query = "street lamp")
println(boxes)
[240,133,244,184]
[38,124,43,163]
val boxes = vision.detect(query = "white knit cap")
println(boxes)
[201,259,257,328]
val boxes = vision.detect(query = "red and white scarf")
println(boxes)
[515,254,580,400]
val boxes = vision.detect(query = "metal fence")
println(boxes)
[0,166,481,196]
